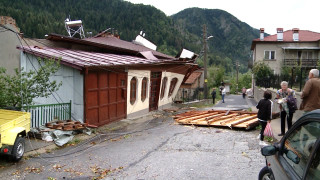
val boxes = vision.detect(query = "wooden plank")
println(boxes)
[174,110,259,130]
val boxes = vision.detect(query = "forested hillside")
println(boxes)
[0,0,260,72]
[172,8,260,72]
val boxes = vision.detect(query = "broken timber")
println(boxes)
[174,110,259,130]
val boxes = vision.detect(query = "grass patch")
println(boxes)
[264,136,274,142]
[65,138,82,146]
[256,124,262,130]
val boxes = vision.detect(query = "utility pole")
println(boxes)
[236,60,239,94]
[203,24,208,99]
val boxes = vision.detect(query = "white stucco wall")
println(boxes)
[127,70,185,115]
[20,53,84,122]
[127,70,151,115]
[158,71,185,109]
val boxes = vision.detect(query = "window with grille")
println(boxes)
[141,77,148,102]
[168,78,178,97]
[160,77,168,99]
[130,77,137,105]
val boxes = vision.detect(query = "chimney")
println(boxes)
[277,28,283,41]
[293,28,299,41]
[260,28,265,41]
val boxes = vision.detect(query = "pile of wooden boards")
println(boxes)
[174,110,259,130]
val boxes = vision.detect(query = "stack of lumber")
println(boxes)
[174,110,259,130]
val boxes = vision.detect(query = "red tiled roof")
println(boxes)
[47,33,173,59]
[184,71,202,84]
[18,46,183,70]
[251,30,320,50]
[254,30,320,42]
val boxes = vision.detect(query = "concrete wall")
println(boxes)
[158,71,185,110]
[0,24,21,75]
[254,42,319,74]
[20,53,84,122]
[127,70,150,117]
[253,86,304,121]
[127,70,184,118]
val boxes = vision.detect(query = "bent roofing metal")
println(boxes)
[47,33,174,59]
[18,46,192,70]
[174,110,259,130]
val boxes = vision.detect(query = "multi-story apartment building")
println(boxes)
[251,28,320,74]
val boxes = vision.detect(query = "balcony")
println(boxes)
[283,59,319,67]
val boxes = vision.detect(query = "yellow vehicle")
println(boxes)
[0,109,31,161]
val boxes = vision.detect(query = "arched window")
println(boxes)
[168,78,178,97]
[141,77,148,102]
[130,77,137,105]
[160,77,168,99]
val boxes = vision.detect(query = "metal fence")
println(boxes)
[255,73,307,91]
[23,101,72,128]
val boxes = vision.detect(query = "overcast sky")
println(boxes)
[125,0,319,35]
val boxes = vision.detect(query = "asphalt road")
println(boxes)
[0,95,265,180]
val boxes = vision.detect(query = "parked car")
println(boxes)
[259,109,320,180]
[0,109,31,161]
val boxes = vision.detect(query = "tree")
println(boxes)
[0,58,62,109]
[252,61,273,87]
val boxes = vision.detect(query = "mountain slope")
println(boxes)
[172,8,260,70]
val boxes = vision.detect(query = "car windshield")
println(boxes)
[283,121,320,178]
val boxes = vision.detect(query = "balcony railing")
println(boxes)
[283,59,319,67]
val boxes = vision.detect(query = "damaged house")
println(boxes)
[18,31,197,127]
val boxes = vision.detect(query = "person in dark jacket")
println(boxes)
[211,88,216,104]
[256,91,273,146]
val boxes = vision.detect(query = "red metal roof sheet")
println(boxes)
[18,46,181,70]
[47,34,174,59]
[184,71,202,84]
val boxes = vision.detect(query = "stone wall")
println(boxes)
[253,86,304,121]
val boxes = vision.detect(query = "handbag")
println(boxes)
[264,122,274,137]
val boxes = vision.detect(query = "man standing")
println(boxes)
[211,88,216,104]
[221,86,226,103]
[300,69,320,112]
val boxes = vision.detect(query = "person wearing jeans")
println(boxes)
[221,86,226,103]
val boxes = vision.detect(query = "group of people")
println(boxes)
[257,69,320,146]
[211,86,248,105]
[211,86,226,104]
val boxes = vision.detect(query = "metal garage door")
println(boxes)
[85,70,127,126]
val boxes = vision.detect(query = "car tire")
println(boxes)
[259,166,274,180]
[11,137,25,162]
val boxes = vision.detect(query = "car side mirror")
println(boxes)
[286,150,300,164]
[261,145,277,156]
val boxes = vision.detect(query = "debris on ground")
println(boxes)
[174,110,259,130]
[27,119,97,146]
[45,120,87,131]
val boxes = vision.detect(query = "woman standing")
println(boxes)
[276,81,296,136]
[256,91,273,146]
